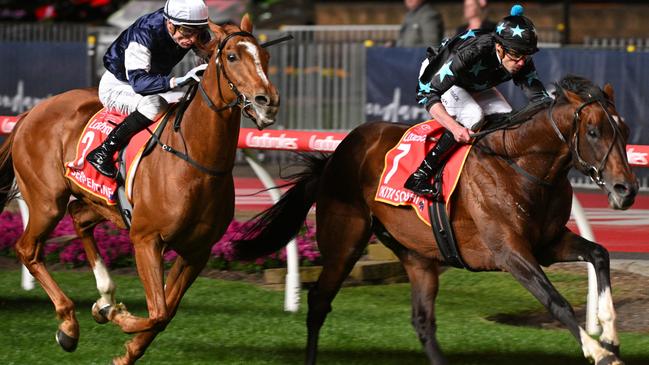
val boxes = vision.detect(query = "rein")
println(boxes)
[469,89,620,188]
[149,30,272,177]
[469,99,556,187]
[149,31,291,176]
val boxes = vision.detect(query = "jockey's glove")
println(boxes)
[171,63,208,89]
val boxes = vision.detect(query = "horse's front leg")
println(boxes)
[537,229,620,356]
[67,200,117,324]
[109,236,168,334]
[502,242,622,365]
[112,253,209,365]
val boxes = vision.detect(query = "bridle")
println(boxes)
[149,31,290,177]
[197,30,257,120]
[548,90,621,187]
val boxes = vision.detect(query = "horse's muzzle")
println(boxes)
[607,180,638,210]
[251,102,279,130]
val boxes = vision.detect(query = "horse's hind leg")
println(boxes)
[67,200,117,324]
[306,202,372,365]
[375,222,447,365]
[13,181,79,351]
[503,242,622,365]
[538,229,621,357]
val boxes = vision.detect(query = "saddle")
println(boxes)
[374,120,473,269]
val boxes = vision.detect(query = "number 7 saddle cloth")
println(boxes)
[64,108,165,205]
[374,120,472,226]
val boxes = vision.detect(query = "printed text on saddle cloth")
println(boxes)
[374,120,471,226]
[65,108,163,205]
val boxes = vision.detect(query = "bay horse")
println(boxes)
[0,15,278,365]
[233,75,637,365]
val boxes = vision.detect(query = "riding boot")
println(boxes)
[404,130,458,197]
[86,110,153,178]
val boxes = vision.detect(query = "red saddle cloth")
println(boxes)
[374,120,472,226]
[65,108,164,205]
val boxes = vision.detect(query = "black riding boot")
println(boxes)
[404,130,458,196]
[86,110,153,178]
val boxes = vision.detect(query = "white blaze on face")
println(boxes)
[240,41,269,86]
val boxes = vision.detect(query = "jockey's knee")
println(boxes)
[136,95,168,121]
[458,104,484,130]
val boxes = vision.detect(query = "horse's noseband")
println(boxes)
[549,93,621,187]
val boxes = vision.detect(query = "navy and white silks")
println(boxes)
[417,30,549,130]
[99,8,209,119]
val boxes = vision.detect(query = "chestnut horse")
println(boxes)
[234,75,637,365]
[0,16,278,365]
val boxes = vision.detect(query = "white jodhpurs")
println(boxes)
[98,71,185,120]
[440,86,512,131]
[418,58,512,131]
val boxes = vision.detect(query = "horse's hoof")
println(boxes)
[92,302,112,324]
[597,354,624,365]
[600,341,620,357]
[55,329,78,352]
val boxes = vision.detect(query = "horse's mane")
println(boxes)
[553,74,607,105]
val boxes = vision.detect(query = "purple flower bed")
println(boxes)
[0,211,321,271]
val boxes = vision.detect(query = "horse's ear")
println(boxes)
[240,13,253,33]
[603,83,615,103]
[208,20,225,41]
[563,90,583,106]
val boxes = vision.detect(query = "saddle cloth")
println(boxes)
[64,108,165,205]
[374,120,472,226]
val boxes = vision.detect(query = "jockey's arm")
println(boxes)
[428,102,471,143]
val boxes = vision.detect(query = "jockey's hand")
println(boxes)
[451,126,471,143]
[171,63,208,88]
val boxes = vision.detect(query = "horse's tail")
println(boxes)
[232,153,329,260]
[0,114,22,211]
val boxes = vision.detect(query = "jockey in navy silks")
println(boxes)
[87,0,212,178]
[404,4,551,197]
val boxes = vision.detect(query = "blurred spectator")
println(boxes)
[396,0,445,48]
[455,0,496,36]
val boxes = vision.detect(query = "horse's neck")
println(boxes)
[175,90,241,171]
[482,104,574,184]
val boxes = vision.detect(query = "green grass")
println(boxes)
[0,269,647,365]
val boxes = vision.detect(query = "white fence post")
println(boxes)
[571,194,602,336]
[243,151,301,312]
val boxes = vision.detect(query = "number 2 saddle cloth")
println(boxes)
[374,120,473,226]
[64,108,166,205]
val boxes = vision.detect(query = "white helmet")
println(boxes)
[164,0,209,27]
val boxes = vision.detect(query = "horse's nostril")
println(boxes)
[254,94,270,106]
[613,183,632,197]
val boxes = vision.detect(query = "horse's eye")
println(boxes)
[587,128,599,138]
[227,54,237,62]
